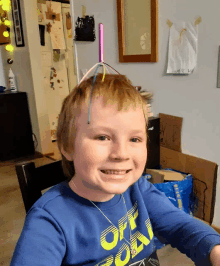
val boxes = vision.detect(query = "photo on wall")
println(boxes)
[11,0,25,47]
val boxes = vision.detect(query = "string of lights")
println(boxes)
[0,0,14,52]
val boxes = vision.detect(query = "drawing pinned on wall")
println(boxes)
[166,17,202,75]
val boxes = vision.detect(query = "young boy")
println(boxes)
[11,74,220,265]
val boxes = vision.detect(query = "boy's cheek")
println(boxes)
[81,145,108,159]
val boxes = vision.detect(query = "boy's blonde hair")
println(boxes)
[57,73,152,181]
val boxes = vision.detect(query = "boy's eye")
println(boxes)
[95,136,142,142]
[131,138,141,143]
[96,135,110,141]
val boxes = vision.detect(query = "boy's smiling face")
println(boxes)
[63,96,147,202]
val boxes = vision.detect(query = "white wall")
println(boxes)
[0,49,6,87]
[72,0,220,226]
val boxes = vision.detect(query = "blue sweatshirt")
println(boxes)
[10,176,220,265]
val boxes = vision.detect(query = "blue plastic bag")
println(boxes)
[144,168,194,249]
[153,169,193,215]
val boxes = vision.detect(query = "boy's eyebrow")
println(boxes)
[88,126,145,134]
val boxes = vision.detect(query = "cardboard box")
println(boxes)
[158,114,218,225]
[145,169,187,182]
[159,113,182,152]
[144,169,164,184]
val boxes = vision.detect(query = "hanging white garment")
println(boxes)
[167,21,199,74]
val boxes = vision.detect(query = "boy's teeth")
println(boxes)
[102,170,127,175]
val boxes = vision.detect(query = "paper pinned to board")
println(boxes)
[159,113,183,152]
[41,51,52,67]
[50,23,66,49]
[45,1,61,21]
[46,1,66,49]
[166,20,200,74]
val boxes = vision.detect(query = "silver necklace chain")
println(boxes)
[71,180,137,256]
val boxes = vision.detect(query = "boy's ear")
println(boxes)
[61,147,73,161]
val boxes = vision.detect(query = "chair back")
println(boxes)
[15,160,67,213]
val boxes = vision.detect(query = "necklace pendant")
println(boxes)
[131,249,137,255]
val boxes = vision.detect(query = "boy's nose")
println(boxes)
[109,143,129,161]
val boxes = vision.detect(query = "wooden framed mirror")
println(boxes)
[117,0,158,63]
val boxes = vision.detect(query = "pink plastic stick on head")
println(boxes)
[99,23,104,62]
